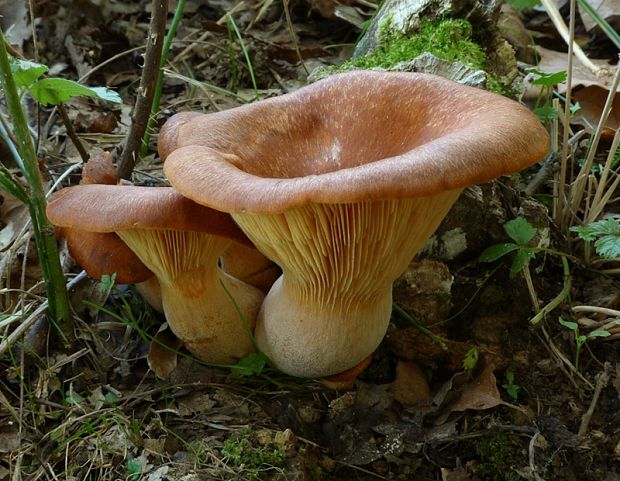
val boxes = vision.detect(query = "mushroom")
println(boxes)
[160,71,549,378]
[47,184,265,364]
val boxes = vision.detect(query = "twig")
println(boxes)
[116,0,168,179]
[282,0,308,74]
[525,152,557,196]
[57,103,89,162]
[555,0,575,229]
[528,431,546,481]
[578,362,611,437]
[573,305,620,317]
[141,0,186,158]
[0,271,87,358]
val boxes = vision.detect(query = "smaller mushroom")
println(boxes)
[47,184,265,364]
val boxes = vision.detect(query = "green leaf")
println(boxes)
[10,58,48,88]
[462,347,479,371]
[28,78,121,105]
[572,219,620,238]
[559,317,578,331]
[570,225,599,242]
[509,248,536,278]
[595,234,620,259]
[588,329,611,338]
[504,217,537,245]
[230,351,268,377]
[478,243,519,262]
[126,458,142,480]
[506,0,540,11]
[525,67,567,86]
[534,105,559,122]
[100,273,117,291]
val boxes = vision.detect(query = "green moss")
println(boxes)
[341,19,486,72]
[328,18,515,95]
[222,429,286,480]
[475,433,523,481]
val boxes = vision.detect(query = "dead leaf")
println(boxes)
[146,466,170,481]
[578,0,620,32]
[0,0,29,48]
[147,325,183,379]
[0,429,20,452]
[572,86,620,136]
[536,46,618,92]
[0,188,29,251]
[441,466,473,481]
[81,152,117,185]
[389,360,432,410]
[448,363,506,413]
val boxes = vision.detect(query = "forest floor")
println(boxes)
[0,0,619,480]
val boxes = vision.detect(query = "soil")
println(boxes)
[0,1,619,480]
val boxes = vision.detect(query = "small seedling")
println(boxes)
[230,351,270,377]
[502,371,521,400]
[523,68,579,123]
[558,316,610,371]
[462,346,479,371]
[126,458,142,481]
[479,217,538,278]
[571,218,620,260]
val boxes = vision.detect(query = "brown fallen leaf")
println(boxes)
[0,428,20,452]
[448,363,507,413]
[0,188,29,252]
[389,360,432,410]
[572,85,620,137]
[578,0,620,32]
[441,466,473,481]
[147,324,183,379]
[535,46,618,92]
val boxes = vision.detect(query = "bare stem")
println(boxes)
[141,0,185,158]
[57,103,89,162]
[117,0,168,179]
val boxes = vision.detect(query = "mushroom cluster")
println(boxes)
[49,71,549,379]
[158,71,549,378]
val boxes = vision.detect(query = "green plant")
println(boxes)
[126,457,142,480]
[462,346,479,371]
[479,217,538,278]
[558,316,610,371]
[501,371,521,400]
[524,67,574,123]
[0,36,118,328]
[506,0,541,11]
[571,218,620,263]
[479,217,573,326]
[222,429,286,480]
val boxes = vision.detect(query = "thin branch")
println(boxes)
[578,362,611,437]
[117,0,168,180]
[57,103,89,162]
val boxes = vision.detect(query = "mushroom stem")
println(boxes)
[117,228,263,363]
[234,192,462,377]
